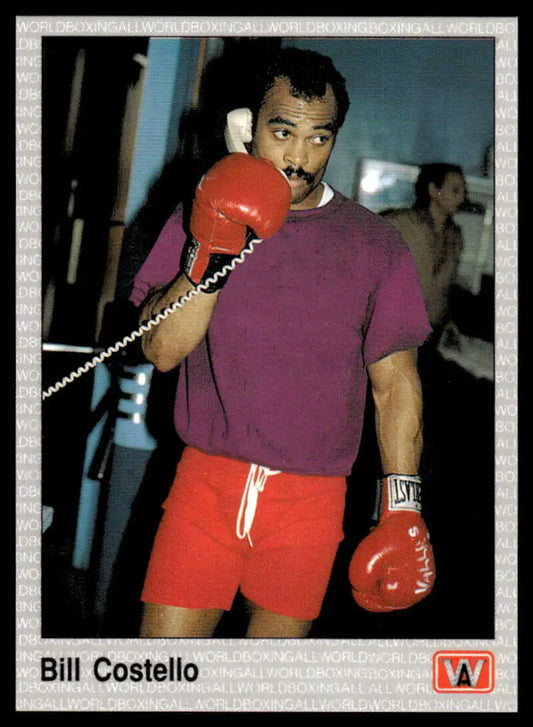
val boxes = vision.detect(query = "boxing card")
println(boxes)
[15,16,518,716]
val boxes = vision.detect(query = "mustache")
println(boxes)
[283,166,315,184]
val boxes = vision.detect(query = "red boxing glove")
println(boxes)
[349,475,435,612]
[184,152,291,291]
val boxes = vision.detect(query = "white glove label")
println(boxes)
[385,474,422,513]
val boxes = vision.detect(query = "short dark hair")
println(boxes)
[248,47,350,132]
[414,163,465,209]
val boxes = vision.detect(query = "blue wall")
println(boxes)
[286,38,494,196]
[126,37,201,225]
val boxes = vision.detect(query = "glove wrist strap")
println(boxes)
[373,474,422,519]
[183,230,255,294]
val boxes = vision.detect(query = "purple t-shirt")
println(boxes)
[130,190,431,476]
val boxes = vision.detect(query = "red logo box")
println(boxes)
[433,651,495,693]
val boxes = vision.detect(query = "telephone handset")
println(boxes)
[43,109,262,399]
[224,107,253,154]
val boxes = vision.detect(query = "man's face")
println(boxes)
[251,77,338,210]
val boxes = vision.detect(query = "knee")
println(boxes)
[245,600,313,638]
[140,603,224,638]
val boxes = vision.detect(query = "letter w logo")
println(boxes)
[433,651,495,693]
[442,658,486,687]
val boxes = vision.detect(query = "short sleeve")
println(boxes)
[129,207,186,307]
[363,248,432,366]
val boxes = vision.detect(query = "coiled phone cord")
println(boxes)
[41,237,262,400]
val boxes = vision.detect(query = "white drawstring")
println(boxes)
[236,464,281,546]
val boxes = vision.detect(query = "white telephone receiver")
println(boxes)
[224,107,253,153]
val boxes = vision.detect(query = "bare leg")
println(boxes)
[140,603,224,638]
[244,600,313,638]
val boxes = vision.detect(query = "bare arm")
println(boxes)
[368,348,423,475]
[139,274,219,372]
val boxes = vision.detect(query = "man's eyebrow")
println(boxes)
[316,121,337,133]
[267,115,336,132]
[267,115,296,127]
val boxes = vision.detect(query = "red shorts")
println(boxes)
[142,446,347,620]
